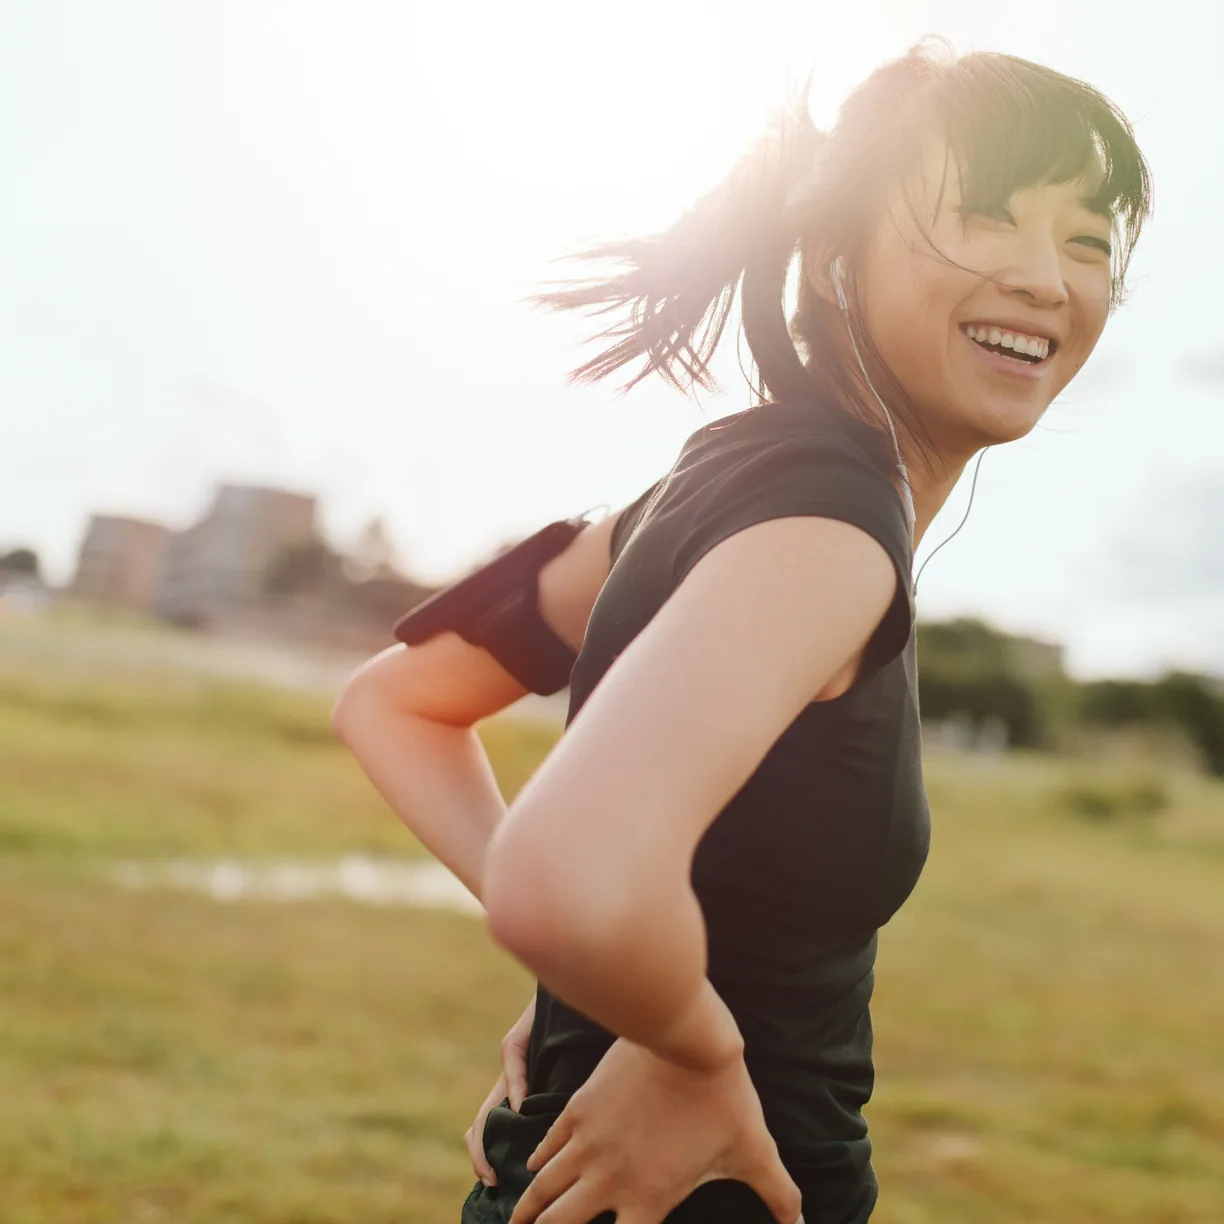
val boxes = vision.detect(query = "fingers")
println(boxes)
[507,1064,528,1112]
[465,1073,507,1187]
[508,1144,581,1224]
[720,1122,803,1224]
[534,1177,615,1224]
[501,1029,530,1112]
[747,1145,804,1224]
[464,1124,496,1187]
[524,1111,572,1173]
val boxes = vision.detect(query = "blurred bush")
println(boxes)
[1077,672,1224,777]
[1053,766,1171,822]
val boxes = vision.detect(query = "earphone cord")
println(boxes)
[830,257,986,595]
[834,291,914,528]
[912,445,988,595]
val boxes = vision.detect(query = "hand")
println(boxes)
[465,991,537,1187]
[507,1036,803,1224]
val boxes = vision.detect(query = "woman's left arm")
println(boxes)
[482,512,897,1070]
[481,513,896,1224]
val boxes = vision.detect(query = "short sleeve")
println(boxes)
[610,477,667,563]
[669,428,914,678]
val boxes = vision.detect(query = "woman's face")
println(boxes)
[847,141,1115,458]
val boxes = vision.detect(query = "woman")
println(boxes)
[333,40,1150,1224]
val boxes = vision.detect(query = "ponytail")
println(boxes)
[525,79,825,400]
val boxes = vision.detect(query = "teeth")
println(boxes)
[965,325,1051,361]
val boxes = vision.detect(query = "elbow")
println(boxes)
[330,677,362,745]
[331,668,384,746]
[482,830,558,961]
[332,645,420,745]
[483,824,616,968]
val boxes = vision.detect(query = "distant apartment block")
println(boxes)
[157,484,317,626]
[73,515,171,612]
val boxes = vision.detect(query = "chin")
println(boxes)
[946,401,1047,452]
[988,409,1046,444]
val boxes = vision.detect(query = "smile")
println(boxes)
[959,323,1057,375]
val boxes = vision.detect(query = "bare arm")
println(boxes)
[482,515,899,1070]
[331,506,622,899]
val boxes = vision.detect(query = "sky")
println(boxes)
[1,0,1221,679]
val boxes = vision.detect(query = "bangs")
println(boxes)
[930,53,1151,287]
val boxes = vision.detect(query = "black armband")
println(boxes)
[392,516,590,696]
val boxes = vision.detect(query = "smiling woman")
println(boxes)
[842,141,1132,456]
[336,36,1152,1224]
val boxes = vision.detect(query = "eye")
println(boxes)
[956,203,1015,225]
[1071,235,1113,257]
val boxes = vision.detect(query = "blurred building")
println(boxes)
[157,484,317,627]
[72,515,171,612]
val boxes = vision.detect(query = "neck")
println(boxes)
[799,341,981,554]
[849,389,976,553]
[903,449,972,553]
[818,319,973,553]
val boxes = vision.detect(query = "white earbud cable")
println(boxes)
[829,256,985,592]
[830,257,915,532]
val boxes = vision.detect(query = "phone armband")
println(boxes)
[392,516,590,696]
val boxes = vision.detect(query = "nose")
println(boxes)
[997,233,1069,309]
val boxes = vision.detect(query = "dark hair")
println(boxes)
[527,38,1152,480]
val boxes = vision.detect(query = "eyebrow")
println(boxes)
[1078,193,1114,221]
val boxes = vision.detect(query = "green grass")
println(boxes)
[1,617,1222,1222]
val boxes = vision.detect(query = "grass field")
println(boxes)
[1,612,1222,1223]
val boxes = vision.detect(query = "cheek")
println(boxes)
[865,261,964,377]
[1067,274,1113,368]
[1083,282,1112,343]
[862,290,951,408]
[857,220,976,396]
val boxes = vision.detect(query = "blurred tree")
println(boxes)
[344,516,399,582]
[1076,671,1224,776]
[1077,679,1160,725]
[918,670,1046,748]
[916,618,1050,747]
[917,617,1013,680]
[0,548,41,579]
[263,537,347,599]
[1153,672,1224,776]
[345,573,438,621]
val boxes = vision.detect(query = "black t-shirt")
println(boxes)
[465,400,930,1224]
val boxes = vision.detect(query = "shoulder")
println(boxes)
[677,401,895,483]
[664,401,913,585]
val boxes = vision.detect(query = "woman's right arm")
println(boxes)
[331,502,624,899]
